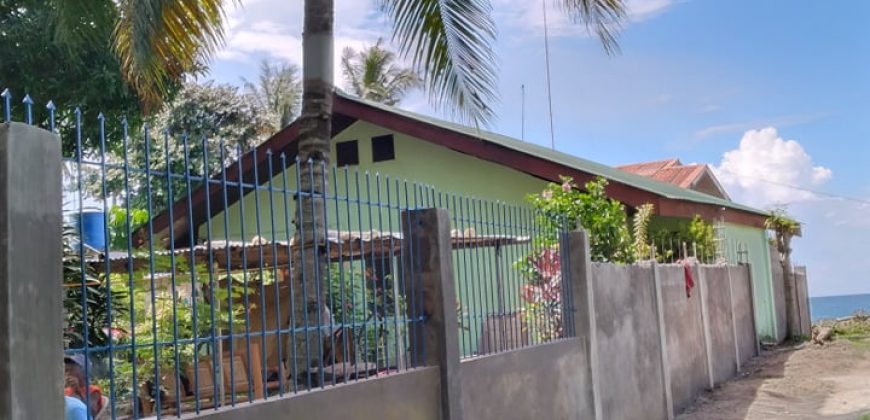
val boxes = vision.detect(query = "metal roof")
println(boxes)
[335,90,767,217]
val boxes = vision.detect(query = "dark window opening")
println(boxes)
[371,134,395,162]
[336,140,359,167]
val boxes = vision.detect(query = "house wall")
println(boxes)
[693,173,727,199]
[197,120,551,358]
[198,120,548,242]
[723,223,777,341]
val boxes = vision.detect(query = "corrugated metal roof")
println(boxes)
[335,91,767,217]
[616,159,683,177]
[91,229,529,272]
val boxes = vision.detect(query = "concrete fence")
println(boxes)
[168,228,758,420]
[1,123,761,420]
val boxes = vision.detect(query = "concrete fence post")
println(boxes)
[565,230,602,420]
[725,265,742,372]
[744,263,761,356]
[401,208,463,420]
[0,122,64,419]
[651,262,674,420]
[697,265,715,389]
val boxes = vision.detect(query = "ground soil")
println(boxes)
[678,338,870,420]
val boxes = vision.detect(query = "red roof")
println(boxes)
[618,159,708,189]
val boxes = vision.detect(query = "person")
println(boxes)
[65,395,89,420]
[64,354,108,419]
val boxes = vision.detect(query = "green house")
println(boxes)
[149,91,780,343]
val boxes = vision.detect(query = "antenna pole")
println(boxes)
[542,0,556,150]
[521,84,526,141]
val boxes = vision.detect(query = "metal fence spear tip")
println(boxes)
[46,100,56,131]
[1,88,10,122]
[22,94,33,125]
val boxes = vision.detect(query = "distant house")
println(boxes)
[146,90,782,341]
[618,159,730,200]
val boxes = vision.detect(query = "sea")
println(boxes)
[810,293,870,322]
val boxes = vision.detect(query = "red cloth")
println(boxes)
[682,261,695,298]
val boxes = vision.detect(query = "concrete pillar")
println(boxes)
[565,230,602,420]
[0,122,63,419]
[696,265,715,389]
[651,263,674,420]
[401,208,462,420]
[744,263,761,356]
[726,265,741,372]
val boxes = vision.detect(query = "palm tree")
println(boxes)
[51,0,233,112]
[766,209,802,340]
[341,38,421,105]
[243,59,302,130]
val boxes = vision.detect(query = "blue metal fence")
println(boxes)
[3,88,573,418]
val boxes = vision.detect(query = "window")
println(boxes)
[335,140,359,167]
[371,134,395,162]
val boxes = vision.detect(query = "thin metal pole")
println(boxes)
[521,84,526,141]
[542,0,556,150]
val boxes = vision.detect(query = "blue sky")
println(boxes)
[208,0,870,297]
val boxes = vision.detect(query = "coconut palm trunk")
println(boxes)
[288,0,334,383]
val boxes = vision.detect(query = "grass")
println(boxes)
[831,314,870,339]
[859,413,870,420]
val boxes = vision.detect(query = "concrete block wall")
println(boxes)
[659,265,709,413]
[459,339,593,420]
[793,267,812,336]
[107,228,763,420]
[589,262,759,420]
[730,265,758,367]
[700,266,739,385]
[591,263,668,420]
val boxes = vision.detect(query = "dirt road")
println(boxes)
[678,338,870,420]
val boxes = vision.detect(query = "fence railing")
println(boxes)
[650,234,750,265]
[0,88,573,418]
[445,197,572,358]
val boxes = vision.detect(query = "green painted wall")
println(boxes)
[200,120,548,241]
[723,223,777,340]
[198,120,550,357]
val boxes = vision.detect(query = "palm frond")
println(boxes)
[379,0,498,125]
[559,0,626,54]
[114,0,234,112]
[243,59,302,129]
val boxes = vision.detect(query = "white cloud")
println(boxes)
[713,127,832,208]
[214,1,388,83]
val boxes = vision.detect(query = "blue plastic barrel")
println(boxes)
[80,211,107,250]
